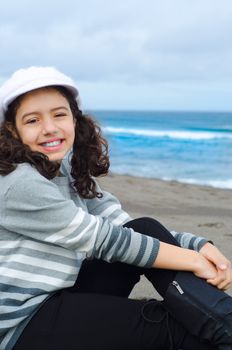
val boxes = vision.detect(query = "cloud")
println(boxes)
[0,0,232,109]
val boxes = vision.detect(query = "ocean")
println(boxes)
[92,110,232,189]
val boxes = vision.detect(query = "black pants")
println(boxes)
[14,218,216,350]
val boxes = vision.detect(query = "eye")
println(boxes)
[25,118,38,124]
[55,113,66,118]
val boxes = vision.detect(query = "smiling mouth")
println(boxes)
[40,139,63,147]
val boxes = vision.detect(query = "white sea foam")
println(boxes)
[111,168,232,190]
[163,177,232,189]
[103,127,232,140]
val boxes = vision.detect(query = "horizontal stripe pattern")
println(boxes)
[170,231,208,251]
[0,162,207,350]
[0,239,79,261]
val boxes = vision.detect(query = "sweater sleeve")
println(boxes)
[3,169,159,268]
[86,182,132,225]
[85,182,208,251]
[170,230,209,251]
[60,157,132,226]
[86,181,208,251]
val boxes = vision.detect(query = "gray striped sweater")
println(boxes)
[0,162,208,350]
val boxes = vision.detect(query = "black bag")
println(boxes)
[164,271,232,349]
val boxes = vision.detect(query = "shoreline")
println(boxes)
[108,171,232,191]
[98,173,232,297]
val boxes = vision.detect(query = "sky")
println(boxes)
[1,0,232,111]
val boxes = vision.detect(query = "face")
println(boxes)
[15,87,75,162]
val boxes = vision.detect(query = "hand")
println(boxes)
[193,252,218,280]
[199,242,232,290]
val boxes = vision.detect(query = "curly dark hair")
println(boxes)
[0,86,110,198]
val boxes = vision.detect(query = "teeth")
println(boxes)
[42,140,61,147]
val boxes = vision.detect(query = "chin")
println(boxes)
[44,149,70,163]
[46,154,64,163]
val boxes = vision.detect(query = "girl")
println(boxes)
[0,66,231,350]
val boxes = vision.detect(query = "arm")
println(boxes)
[84,179,231,287]
[154,238,231,290]
[153,241,218,280]
[3,166,159,268]
[170,228,232,289]
[61,157,210,251]
[170,229,209,251]
[85,184,209,251]
[61,157,132,226]
[6,171,231,289]
[86,182,132,225]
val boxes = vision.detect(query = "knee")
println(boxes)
[126,217,167,231]
[124,217,178,245]
[124,216,167,234]
[124,217,159,231]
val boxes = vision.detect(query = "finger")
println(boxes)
[207,271,227,287]
[207,277,222,286]
[214,268,232,290]
[225,267,232,285]
[223,268,232,289]
[211,250,230,269]
[207,278,229,289]
[217,263,228,270]
[219,265,232,283]
[217,280,231,290]
[215,257,231,270]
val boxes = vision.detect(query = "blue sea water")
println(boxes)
[92,110,232,189]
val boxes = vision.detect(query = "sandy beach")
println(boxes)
[99,173,232,297]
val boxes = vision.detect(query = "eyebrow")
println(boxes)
[21,106,69,120]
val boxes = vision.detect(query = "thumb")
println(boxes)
[217,263,227,270]
[204,254,227,270]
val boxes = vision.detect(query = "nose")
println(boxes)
[42,117,58,135]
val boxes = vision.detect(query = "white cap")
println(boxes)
[0,66,79,124]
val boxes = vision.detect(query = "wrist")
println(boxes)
[198,240,212,252]
[191,251,205,274]
[153,242,202,272]
[199,241,213,253]
[186,250,201,272]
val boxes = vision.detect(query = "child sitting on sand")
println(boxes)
[0,66,231,350]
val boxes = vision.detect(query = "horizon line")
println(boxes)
[84,108,232,113]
